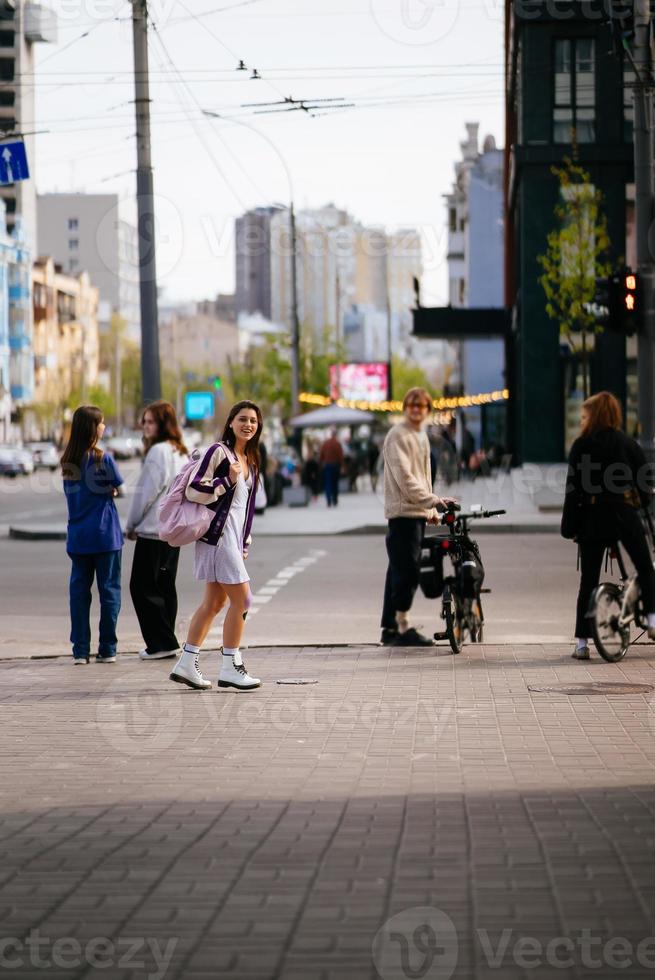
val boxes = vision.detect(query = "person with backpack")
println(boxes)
[169,400,263,692]
[561,390,655,659]
[61,406,124,664]
[126,401,188,662]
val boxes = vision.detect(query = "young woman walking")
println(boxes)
[61,405,124,664]
[170,400,262,691]
[126,400,188,661]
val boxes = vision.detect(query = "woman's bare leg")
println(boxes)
[186,583,227,647]
[221,582,252,649]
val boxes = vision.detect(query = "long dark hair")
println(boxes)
[220,400,263,471]
[581,391,622,438]
[61,405,104,479]
[142,400,188,455]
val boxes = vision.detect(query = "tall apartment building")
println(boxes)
[37,193,140,339]
[0,1,56,251]
[444,123,506,446]
[235,206,284,320]
[0,202,30,439]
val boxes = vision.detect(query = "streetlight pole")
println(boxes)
[131,0,161,404]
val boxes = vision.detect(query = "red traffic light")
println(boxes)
[626,274,636,290]
[444,512,456,525]
[440,539,451,551]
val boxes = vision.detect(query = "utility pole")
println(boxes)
[334,266,341,400]
[633,0,655,464]
[384,238,393,401]
[289,203,301,414]
[131,0,161,404]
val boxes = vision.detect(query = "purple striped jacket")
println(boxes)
[185,442,258,548]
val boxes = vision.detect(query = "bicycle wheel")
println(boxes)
[444,596,462,655]
[590,583,630,662]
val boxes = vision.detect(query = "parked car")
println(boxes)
[26,442,59,471]
[0,445,35,477]
[106,435,141,460]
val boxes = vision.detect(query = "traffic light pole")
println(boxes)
[132,0,161,405]
[633,0,655,463]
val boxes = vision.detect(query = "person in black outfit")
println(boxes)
[561,391,655,659]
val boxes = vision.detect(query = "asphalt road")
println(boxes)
[0,464,585,656]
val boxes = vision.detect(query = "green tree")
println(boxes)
[538,157,612,399]
[228,332,293,415]
[65,384,115,418]
[391,356,436,402]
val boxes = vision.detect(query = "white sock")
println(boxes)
[223,646,242,666]
[575,638,588,651]
[395,611,410,634]
[184,642,200,655]
[647,614,655,629]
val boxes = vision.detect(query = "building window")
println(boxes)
[449,208,457,233]
[553,38,595,144]
[68,238,79,250]
[69,259,78,271]
[68,218,78,230]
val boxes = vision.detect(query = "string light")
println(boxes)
[298,389,509,413]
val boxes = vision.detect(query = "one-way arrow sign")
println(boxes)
[0,142,29,185]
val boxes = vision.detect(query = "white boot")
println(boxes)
[218,650,260,691]
[169,648,211,690]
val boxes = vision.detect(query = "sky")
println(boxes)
[35,0,505,306]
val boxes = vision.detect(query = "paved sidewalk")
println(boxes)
[2,642,655,979]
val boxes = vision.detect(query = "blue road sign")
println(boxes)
[185,391,214,421]
[0,142,29,186]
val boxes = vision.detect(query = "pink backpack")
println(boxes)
[158,448,214,547]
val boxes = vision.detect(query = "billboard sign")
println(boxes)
[184,391,215,421]
[330,362,389,402]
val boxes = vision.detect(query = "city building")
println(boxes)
[159,308,239,377]
[444,123,506,449]
[37,193,140,339]
[0,202,26,441]
[235,206,284,320]
[505,0,631,461]
[0,1,57,252]
[30,257,99,429]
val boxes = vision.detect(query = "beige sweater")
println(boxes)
[383,420,441,520]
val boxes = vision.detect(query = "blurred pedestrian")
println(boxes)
[380,388,456,647]
[169,400,263,692]
[61,406,124,664]
[302,443,321,502]
[126,401,188,662]
[319,428,344,507]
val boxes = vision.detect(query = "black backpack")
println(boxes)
[419,538,445,599]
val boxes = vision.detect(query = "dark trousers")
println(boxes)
[69,550,122,659]
[381,517,426,630]
[323,463,340,506]
[130,537,181,653]
[575,506,655,637]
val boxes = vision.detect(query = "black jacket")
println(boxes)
[561,427,652,540]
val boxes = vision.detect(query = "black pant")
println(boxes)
[381,517,425,630]
[130,537,181,653]
[575,505,655,637]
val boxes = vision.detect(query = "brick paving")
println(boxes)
[1,643,655,979]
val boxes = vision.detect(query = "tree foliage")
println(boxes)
[538,157,612,397]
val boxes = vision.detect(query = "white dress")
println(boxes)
[194,472,252,584]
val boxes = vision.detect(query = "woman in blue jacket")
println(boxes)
[61,405,123,664]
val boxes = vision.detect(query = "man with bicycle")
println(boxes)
[380,387,456,647]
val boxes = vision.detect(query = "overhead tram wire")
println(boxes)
[149,22,268,210]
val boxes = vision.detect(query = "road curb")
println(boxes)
[9,525,67,541]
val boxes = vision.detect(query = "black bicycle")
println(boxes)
[587,508,655,662]
[420,502,506,654]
